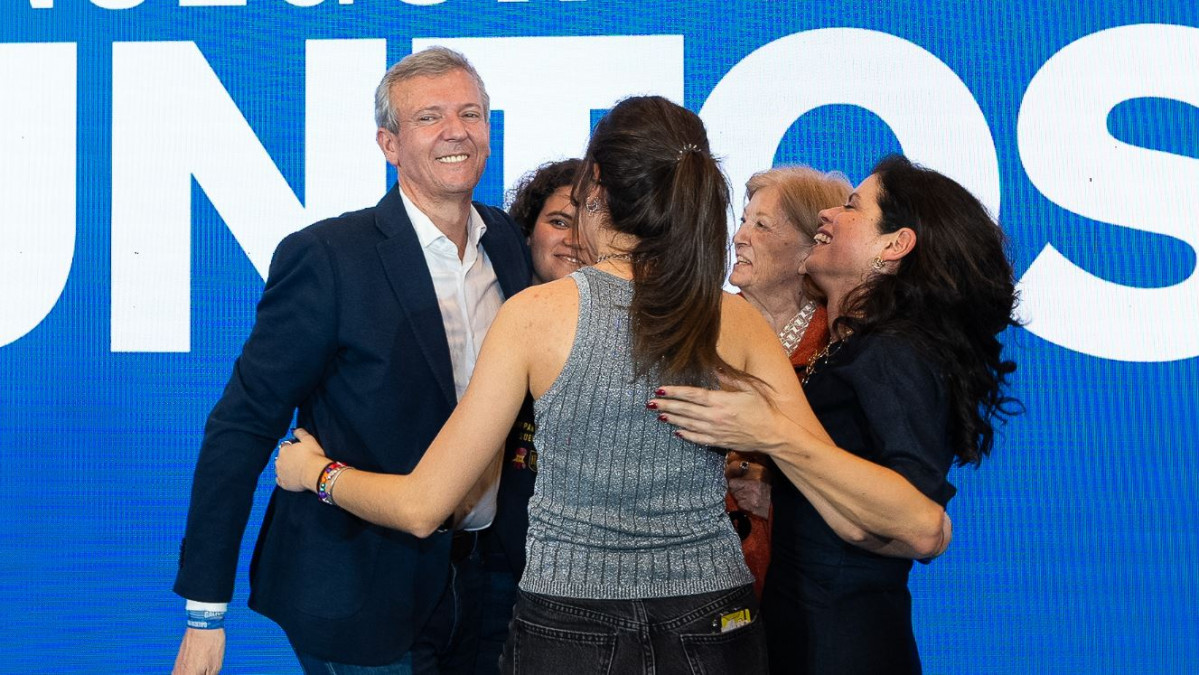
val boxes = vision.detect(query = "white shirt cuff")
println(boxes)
[185,600,229,613]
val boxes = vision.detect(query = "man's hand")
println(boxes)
[172,628,225,675]
[275,427,329,493]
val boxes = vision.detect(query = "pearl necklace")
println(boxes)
[777,300,818,356]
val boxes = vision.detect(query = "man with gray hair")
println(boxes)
[172,46,530,673]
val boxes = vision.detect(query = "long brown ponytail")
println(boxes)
[574,96,751,387]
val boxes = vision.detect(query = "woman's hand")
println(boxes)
[274,427,330,493]
[651,381,793,453]
[725,452,772,519]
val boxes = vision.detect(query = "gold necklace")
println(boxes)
[801,330,852,386]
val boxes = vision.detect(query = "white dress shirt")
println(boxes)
[401,189,506,531]
[185,192,509,614]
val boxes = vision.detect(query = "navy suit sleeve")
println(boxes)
[174,228,339,602]
[844,337,958,507]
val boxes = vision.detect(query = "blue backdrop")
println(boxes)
[3,1,1197,672]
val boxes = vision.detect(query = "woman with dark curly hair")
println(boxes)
[651,155,1020,674]
[508,158,585,285]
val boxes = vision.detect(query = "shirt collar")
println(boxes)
[399,186,487,252]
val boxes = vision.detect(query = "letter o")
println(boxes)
[700,28,999,223]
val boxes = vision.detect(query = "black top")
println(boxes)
[482,394,539,576]
[766,332,955,675]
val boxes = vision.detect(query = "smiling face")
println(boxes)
[730,185,811,304]
[376,69,490,209]
[805,173,892,297]
[529,185,583,284]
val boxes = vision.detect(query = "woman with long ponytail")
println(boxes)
[275,96,859,672]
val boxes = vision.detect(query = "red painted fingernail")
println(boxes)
[673,430,683,438]
[658,414,668,422]
[656,388,667,396]
[646,401,658,410]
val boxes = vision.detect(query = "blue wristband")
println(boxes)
[186,609,226,630]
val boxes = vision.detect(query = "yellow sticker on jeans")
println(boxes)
[719,608,752,633]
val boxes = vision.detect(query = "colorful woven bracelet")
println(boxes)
[186,609,226,630]
[317,461,350,506]
[322,464,352,506]
[315,461,336,494]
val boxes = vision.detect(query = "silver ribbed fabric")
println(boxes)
[520,267,753,599]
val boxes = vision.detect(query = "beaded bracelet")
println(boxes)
[186,609,226,630]
[323,464,352,505]
[317,461,351,506]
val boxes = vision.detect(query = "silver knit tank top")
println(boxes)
[520,267,753,599]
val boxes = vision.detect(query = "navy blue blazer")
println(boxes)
[174,184,531,665]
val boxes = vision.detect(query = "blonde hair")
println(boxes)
[745,166,852,240]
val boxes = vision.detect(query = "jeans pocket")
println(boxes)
[678,615,767,675]
[504,618,617,675]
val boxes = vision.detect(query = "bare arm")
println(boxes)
[657,301,950,559]
[275,297,532,537]
[655,381,949,559]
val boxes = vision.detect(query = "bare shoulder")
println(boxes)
[507,275,582,398]
[503,275,580,323]
[720,292,774,341]
[718,291,774,369]
[491,276,581,355]
[721,291,757,320]
[718,294,805,402]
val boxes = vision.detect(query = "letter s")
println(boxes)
[1017,24,1199,362]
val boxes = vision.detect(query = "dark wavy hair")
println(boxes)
[573,96,750,388]
[836,155,1021,465]
[507,159,583,238]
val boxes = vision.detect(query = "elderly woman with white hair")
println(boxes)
[723,166,852,596]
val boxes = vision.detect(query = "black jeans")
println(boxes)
[472,538,520,675]
[500,584,766,675]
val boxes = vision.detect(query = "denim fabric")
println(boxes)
[296,541,486,675]
[499,584,766,675]
[297,651,415,675]
[473,565,519,674]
